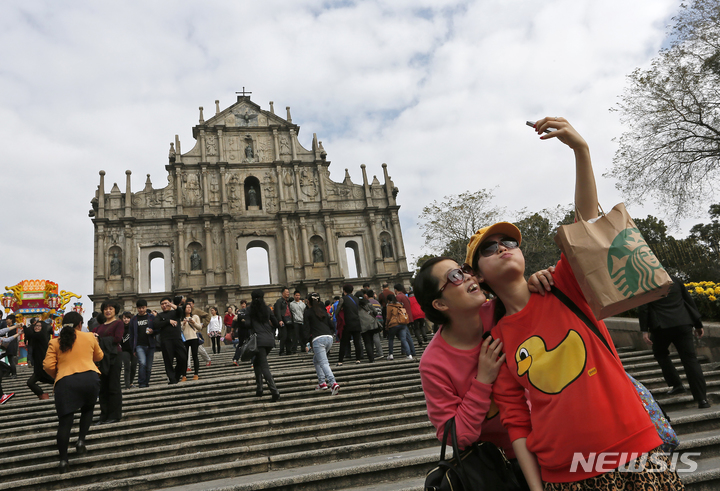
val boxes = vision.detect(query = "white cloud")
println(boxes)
[1,0,702,311]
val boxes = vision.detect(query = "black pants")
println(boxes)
[278,324,294,355]
[27,370,55,396]
[211,336,222,354]
[185,338,199,376]
[120,351,137,388]
[160,338,188,383]
[292,322,303,351]
[0,362,10,395]
[253,346,278,395]
[98,355,123,422]
[361,331,375,362]
[651,325,707,402]
[338,330,362,363]
[409,320,425,347]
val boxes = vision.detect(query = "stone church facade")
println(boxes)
[89,95,412,311]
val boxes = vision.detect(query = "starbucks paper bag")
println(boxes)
[554,203,672,320]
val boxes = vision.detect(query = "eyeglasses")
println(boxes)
[479,237,519,257]
[438,264,475,295]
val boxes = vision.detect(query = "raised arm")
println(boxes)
[534,117,598,221]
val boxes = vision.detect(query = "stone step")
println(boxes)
[623,355,710,373]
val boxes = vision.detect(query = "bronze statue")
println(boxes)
[190,250,202,271]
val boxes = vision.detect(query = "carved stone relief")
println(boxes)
[262,171,278,213]
[182,172,201,206]
[206,135,217,156]
[226,136,240,162]
[279,136,291,156]
[233,108,258,127]
[210,173,220,202]
[256,137,273,163]
[227,174,242,213]
[300,168,319,198]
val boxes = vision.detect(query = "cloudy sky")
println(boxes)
[1,0,706,311]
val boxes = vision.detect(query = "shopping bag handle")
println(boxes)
[574,203,605,223]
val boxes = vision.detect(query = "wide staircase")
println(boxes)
[0,338,719,490]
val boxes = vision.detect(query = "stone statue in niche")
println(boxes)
[312,244,324,263]
[247,186,258,207]
[381,238,393,258]
[168,143,176,163]
[183,172,201,206]
[110,252,122,276]
[245,143,254,160]
[381,217,391,231]
[190,250,202,271]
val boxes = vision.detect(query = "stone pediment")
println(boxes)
[204,99,293,130]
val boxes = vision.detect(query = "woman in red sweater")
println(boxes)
[468,118,683,490]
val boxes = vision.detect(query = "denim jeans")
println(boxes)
[387,324,414,357]
[136,345,155,387]
[312,335,336,385]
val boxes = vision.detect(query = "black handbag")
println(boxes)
[425,417,524,491]
[238,333,258,362]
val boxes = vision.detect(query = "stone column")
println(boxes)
[316,163,327,207]
[273,129,280,161]
[200,129,207,162]
[323,215,340,277]
[391,211,407,267]
[361,164,373,207]
[219,166,229,214]
[175,220,187,290]
[201,166,210,213]
[281,218,293,281]
[98,171,106,219]
[175,169,184,215]
[223,217,234,284]
[204,220,214,285]
[124,170,132,217]
[275,164,285,202]
[217,129,224,162]
[293,164,302,206]
[368,212,383,274]
[289,129,298,161]
[124,226,134,291]
[97,223,106,278]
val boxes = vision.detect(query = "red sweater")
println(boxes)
[491,255,660,483]
[419,301,514,458]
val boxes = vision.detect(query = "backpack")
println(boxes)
[387,303,410,329]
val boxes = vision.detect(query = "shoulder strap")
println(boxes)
[550,286,616,360]
[346,295,357,306]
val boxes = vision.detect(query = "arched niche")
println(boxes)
[149,251,167,292]
[244,176,262,210]
[187,241,204,272]
[379,231,394,259]
[138,246,172,294]
[337,236,368,279]
[108,245,123,277]
[310,235,326,264]
[246,241,271,285]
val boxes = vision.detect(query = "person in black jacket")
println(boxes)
[24,318,56,400]
[639,276,710,409]
[154,297,188,385]
[273,287,293,355]
[248,289,280,401]
[303,293,340,395]
[337,284,363,366]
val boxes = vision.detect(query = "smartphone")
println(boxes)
[526,121,553,134]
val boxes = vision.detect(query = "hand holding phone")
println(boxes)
[526,121,553,134]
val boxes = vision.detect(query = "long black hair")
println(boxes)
[412,256,454,326]
[307,293,326,319]
[59,312,83,352]
[248,289,269,323]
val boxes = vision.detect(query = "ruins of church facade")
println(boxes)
[89,95,411,311]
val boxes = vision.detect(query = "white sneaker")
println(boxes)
[387,355,394,361]
[331,383,340,395]
[406,355,413,360]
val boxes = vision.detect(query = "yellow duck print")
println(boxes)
[515,330,587,394]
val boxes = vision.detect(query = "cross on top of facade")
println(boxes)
[235,87,252,97]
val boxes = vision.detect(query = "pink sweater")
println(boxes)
[418,300,514,458]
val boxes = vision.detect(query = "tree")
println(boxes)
[689,203,720,255]
[418,188,504,259]
[633,215,669,244]
[514,204,574,276]
[607,0,720,221]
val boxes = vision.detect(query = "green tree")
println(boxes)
[515,212,560,276]
[607,0,720,221]
[418,188,504,259]
[689,203,720,255]
[633,215,669,244]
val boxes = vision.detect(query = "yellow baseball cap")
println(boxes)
[465,222,522,267]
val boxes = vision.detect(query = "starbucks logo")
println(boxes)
[608,228,663,298]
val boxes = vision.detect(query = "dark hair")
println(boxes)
[91,311,99,318]
[394,283,407,294]
[160,296,172,304]
[366,289,375,298]
[173,295,184,305]
[186,297,195,304]
[60,312,83,352]
[249,289,269,323]
[280,286,289,294]
[240,300,247,306]
[307,293,326,319]
[100,301,121,318]
[412,256,453,326]
[343,284,354,294]
[382,282,388,288]
[7,314,15,322]
[122,311,133,319]
[293,290,301,296]
[359,298,369,308]
[333,296,340,301]
[471,256,506,323]
[136,299,147,307]
[386,293,396,303]
[324,300,331,307]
